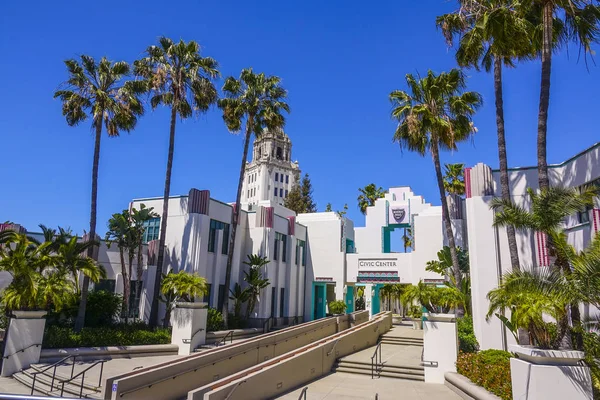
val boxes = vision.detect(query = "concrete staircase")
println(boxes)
[13,364,101,399]
[333,359,425,381]
[332,325,425,382]
[379,332,423,347]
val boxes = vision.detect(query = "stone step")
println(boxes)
[333,366,425,381]
[14,370,101,399]
[336,360,424,375]
[379,340,423,347]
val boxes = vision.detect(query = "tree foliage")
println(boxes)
[443,163,466,196]
[357,183,386,215]
[284,173,317,214]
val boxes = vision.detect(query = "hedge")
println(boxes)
[457,316,479,353]
[44,323,171,348]
[456,349,512,400]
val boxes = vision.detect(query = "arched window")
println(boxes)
[276,147,283,160]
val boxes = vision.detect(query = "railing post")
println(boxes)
[71,356,76,378]
[80,371,85,397]
[31,374,36,395]
[98,360,104,388]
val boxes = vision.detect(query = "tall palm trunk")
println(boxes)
[494,58,521,271]
[74,120,102,332]
[431,142,464,304]
[223,117,254,328]
[120,247,130,320]
[537,1,553,191]
[137,242,143,317]
[151,106,177,327]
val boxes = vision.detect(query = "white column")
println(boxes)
[1,311,47,376]
[423,314,458,384]
[170,303,208,355]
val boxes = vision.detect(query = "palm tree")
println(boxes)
[54,56,145,331]
[390,69,482,296]
[402,227,413,252]
[443,163,466,196]
[357,184,386,215]
[229,283,250,319]
[160,270,207,328]
[426,246,472,315]
[55,235,105,292]
[242,255,271,320]
[401,281,440,313]
[130,204,158,302]
[134,37,219,326]
[527,0,600,190]
[437,1,537,271]
[218,69,290,328]
[491,185,598,345]
[105,211,132,317]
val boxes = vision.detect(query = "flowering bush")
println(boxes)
[456,350,512,400]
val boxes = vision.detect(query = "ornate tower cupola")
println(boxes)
[243,128,300,207]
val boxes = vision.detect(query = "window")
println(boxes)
[286,175,289,184]
[281,234,287,262]
[142,218,160,243]
[218,284,226,311]
[577,178,600,224]
[274,232,281,260]
[280,288,285,317]
[271,287,277,317]
[281,174,284,182]
[95,279,116,293]
[276,147,283,160]
[275,172,279,181]
[285,190,288,198]
[208,219,230,254]
[279,188,283,197]
[203,284,212,306]
[222,223,230,255]
[274,187,278,197]
[296,239,306,266]
[247,190,250,198]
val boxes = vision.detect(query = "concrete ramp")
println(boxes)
[106,311,369,400]
[190,312,392,400]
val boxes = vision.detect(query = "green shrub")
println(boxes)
[85,290,123,327]
[456,349,512,400]
[328,300,347,315]
[43,322,170,348]
[408,305,422,319]
[457,316,479,353]
[207,307,224,332]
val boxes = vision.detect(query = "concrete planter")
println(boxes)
[423,313,456,322]
[173,302,207,309]
[11,310,47,319]
[509,344,593,399]
[412,320,422,330]
[1,310,48,376]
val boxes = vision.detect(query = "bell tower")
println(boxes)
[242,128,300,207]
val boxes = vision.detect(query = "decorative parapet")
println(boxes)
[188,189,210,215]
[287,216,295,236]
[465,163,494,198]
[0,223,26,234]
[255,206,274,228]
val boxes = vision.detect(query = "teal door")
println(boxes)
[314,284,326,319]
[371,285,381,315]
[345,286,354,313]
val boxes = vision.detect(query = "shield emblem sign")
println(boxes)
[391,208,406,223]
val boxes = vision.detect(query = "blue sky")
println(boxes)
[1,0,599,235]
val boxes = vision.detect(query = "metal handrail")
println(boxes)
[263,316,274,333]
[59,360,106,398]
[297,387,308,400]
[224,379,246,400]
[217,330,234,347]
[30,355,78,395]
[326,340,340,356]
[182,327,205,344]
[0,395,83,400]
[420,348,438,367]
[370,341,382,379]
[3,343,41,360]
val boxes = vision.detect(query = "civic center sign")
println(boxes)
[358,259,398,268]
[388,205,409,225]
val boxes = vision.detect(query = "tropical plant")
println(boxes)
[229,283,250,319]
[390,69,482,301]
[160,270,207,327]
[54,55,144,331]
[437,1,538,271]
[457,315,480,353]
[134,37,219,326]
[218,69,289,328]
[336,204,349,218]
[207,307,225,332]
[284,174,317,214]
[325,203,333,212]
[402,227,413,252]
[242,255,271,319]
[328,300,347,315]
[105,210,133,316]
[491,185,598,343]
[442,163,466,196]
[129,204,158,306]
[408,305,422,319]
[357,183,386,215]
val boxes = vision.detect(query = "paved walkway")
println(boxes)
[275,372,461,400]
